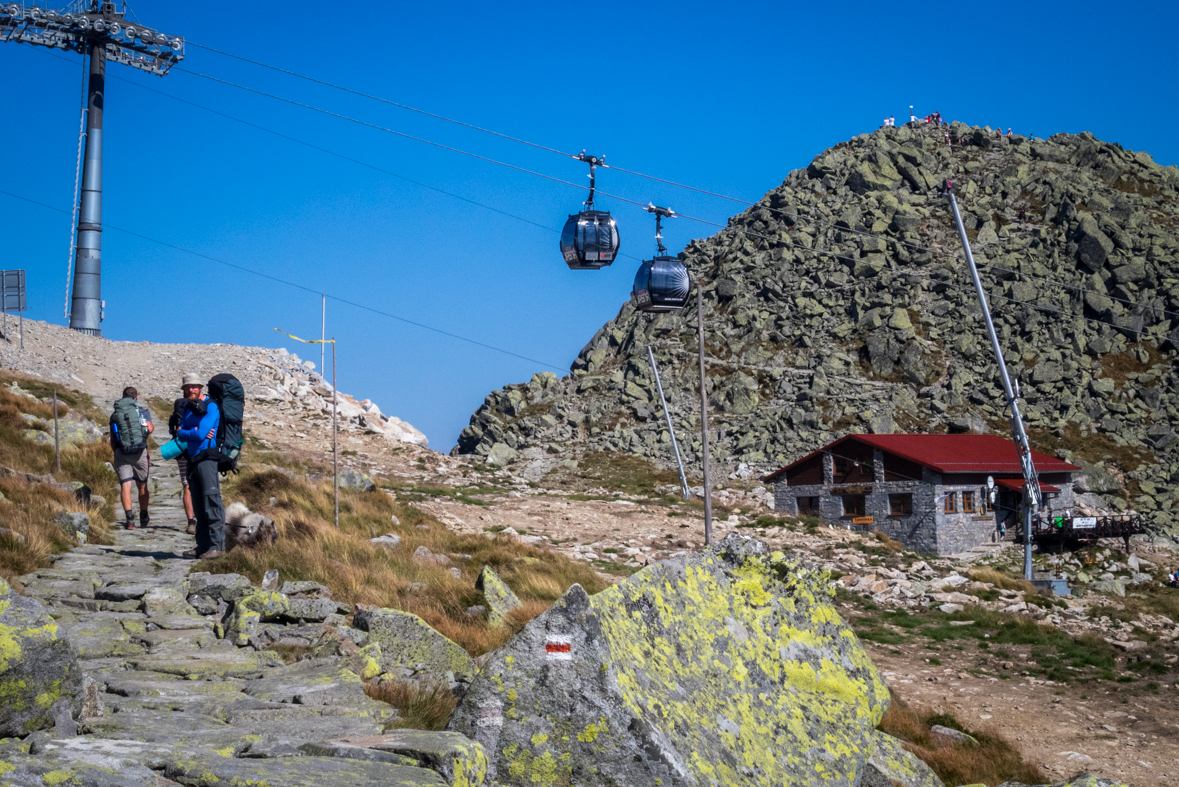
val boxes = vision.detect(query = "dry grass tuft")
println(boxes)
[879,694,1043,786]
[968,566,1036,594]
[872,530,904,553]
[0,373,117,585]
[364,679,459,731]
[207,466,608,656]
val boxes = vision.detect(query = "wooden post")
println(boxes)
[332,339,338,528]
[697,286,713,546]
[53,387,61,473]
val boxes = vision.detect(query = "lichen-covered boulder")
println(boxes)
[339,467,377,492]
[337,730,488,786]
[861,730,943,787]
[0,577,83,737]
[476,566,521,628]
[353,607,476,688]
[222,590,289,646]
[52,511,90,541]
[448,533,890,786]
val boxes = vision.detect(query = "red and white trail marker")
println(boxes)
[545,634,572,661]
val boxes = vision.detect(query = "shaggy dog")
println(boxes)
[224,502,278,551]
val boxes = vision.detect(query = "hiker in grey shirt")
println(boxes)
[110,386,154,529]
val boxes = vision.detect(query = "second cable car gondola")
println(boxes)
[632,204,690,312]
[560,152,621,270]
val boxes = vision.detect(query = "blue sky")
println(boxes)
[2,0,1176,451]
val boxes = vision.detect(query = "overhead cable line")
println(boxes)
[31,49,1176,335]
[36,48,647,261]
[187,41,571,159]
[0,189,567,371]
[176,54,1174,324]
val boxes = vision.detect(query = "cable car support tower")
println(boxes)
[1,2,185,336]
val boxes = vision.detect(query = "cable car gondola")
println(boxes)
[560,152,620,270]
[632,204,690,312]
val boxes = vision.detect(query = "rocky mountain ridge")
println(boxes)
[455,124,1179,533]
[0,318,427,448]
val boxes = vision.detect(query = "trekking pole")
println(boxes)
[53,387,61,473]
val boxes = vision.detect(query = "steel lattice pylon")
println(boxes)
[1,2,185,335]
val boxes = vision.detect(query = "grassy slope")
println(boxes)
[208,460,608,657]
[0,371,117,586]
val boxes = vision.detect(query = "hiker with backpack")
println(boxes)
[177,373,245,560]
[110,387,154,529]
[168,374,202,535]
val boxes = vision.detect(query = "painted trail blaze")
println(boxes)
[545,635,572,660]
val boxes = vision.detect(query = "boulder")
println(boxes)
[371,533,402,549]
[475,566,522,628]
[224,590,290,647]
[339,468,377,492]
[53,511,90,541]
[449,534,889,786]
[164,755,448,787]
[353,607,476,688]
[0,577,83,737]
[861,730,944,787]
[337,730,488,786]
[186,571,253,602]
[485,443,517,467]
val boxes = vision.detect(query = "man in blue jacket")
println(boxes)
[178,388,226,559]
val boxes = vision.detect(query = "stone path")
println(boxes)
[1,455,483,786]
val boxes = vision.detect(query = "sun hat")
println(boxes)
[181,373,203,388]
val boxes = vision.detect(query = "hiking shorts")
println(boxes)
[114,447,149,484]
[176,454,189,486]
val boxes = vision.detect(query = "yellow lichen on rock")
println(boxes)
[448,534,894,786]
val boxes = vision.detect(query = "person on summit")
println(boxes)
[178,380,226,560]
[109,387,153,529]
[168,374,203,535]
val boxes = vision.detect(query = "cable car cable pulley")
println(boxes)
[633,204,690,313]
[559,151,620,270]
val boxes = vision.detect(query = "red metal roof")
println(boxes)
[764,433,1080,482]
[995,478,1061,493]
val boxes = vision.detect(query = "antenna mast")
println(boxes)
[2,2,185,336]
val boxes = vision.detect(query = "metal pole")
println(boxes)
[18,311,22,351]
[332,339,338,528]
[69,43,105,336]
[53,388,61,474]
[320,295,325,376]
[647,345,690,500]
[947,186,1041,580]
[697,287,713,546]
[66,49,88,321]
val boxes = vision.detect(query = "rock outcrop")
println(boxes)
[449,533,929,787]
[0,576,83,737]
[455,125,1179,532]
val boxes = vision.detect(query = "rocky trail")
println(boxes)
[1,456,486,785]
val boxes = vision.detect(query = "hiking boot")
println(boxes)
[185,523,197,535]
[181,549,200,559]
[139,512,150,527]
[199,550,225,560]
[124,511,135,530]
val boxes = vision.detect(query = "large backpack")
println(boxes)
[111,397,147,454]
[207,373,245,474]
